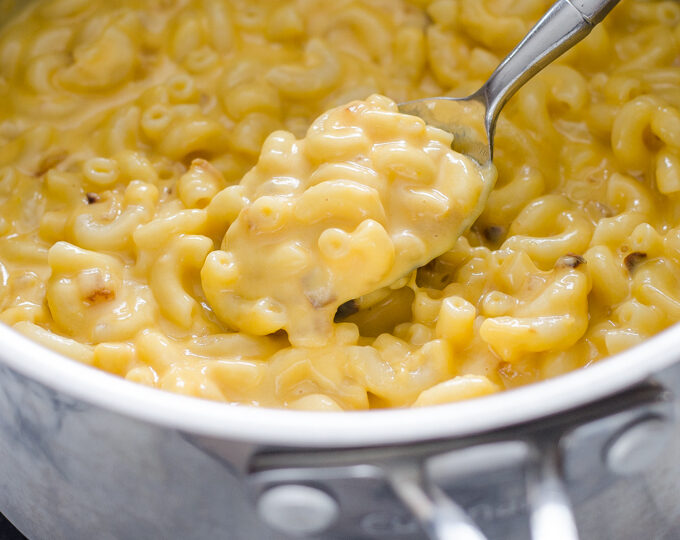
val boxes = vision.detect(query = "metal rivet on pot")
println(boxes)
[257,484,339,536]
[604,415,673,476]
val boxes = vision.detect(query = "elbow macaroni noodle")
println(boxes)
[0,0,679,410]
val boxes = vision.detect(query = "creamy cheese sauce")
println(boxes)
[0,0,679,410]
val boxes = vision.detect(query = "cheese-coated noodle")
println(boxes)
[1,0,679,410]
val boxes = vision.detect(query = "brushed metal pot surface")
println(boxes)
[0,314,679,540]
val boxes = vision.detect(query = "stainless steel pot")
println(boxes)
[1,0,679,536]
[0,316,679,540]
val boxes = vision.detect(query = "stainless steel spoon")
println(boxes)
[399,0,621,165]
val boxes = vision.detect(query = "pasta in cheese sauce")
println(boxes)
[202,95,494,347]
[0,0,679,410]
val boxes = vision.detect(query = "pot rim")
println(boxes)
[0,322,677,447]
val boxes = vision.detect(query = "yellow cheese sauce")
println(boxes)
[1,0,680,410]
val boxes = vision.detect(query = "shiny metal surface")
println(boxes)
[388,466,489,540]
[526,444,579,540]
[257,485,339,536]
[246,381,677,540]
[604,416,674,476]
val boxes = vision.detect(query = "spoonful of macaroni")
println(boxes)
[201,0,619,347]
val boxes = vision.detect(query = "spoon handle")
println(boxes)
[482,0,620,144]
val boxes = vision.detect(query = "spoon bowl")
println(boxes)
[400,96,489,165]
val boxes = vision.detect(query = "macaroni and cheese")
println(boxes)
[1,0,679,410]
